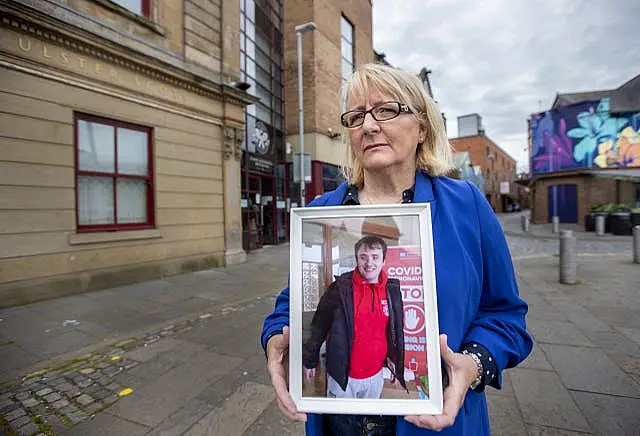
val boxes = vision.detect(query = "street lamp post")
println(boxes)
[295,22,316,206]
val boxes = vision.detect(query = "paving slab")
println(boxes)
[587,306,640,329]
[550,302,613,333]
[122,338,185,363]
[616,326,640,347]
[485,392,527,435]
[0,307,60,343]
[527,320,594,348]
[525,424,593,435]
[243,400,305,436]
[113,341,209,388]
[540,344,640,398]
[197,352,270,408]
[518,343,554,371]
[183,381,274,436]
[510,368,591,433]
[109,350,244,427]
[20,330,95,360]
[63,412,149,435]
[0,344,37,376]
[582,329,640,356]
[570,391,640,436]
[146,398,212,436]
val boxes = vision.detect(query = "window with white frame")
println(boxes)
[75,114,155,232]
[341,15,354,109]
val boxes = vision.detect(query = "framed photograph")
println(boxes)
[289,204,443,416]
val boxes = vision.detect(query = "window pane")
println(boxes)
[78,120,115,173]
[247,104,256,117]
[341,40,353,62]
[255,28,270,54]
[255,47,270,72]
[342,59,354,82]
[256,83,271,107]
[112,0,141,15]
[256,64,271,90]
[246,0,255,22]
[246,58,256,80]
[78,176,114,225]
[117,128,148,176]
[256,103,271,124]
[341,16,353,43]
[117,179,147,223]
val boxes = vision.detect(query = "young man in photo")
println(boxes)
[302,235,406,400]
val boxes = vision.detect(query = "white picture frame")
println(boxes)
[289,204,443,416]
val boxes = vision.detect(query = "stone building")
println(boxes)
[0,0,256,306]
[449,114,518,213]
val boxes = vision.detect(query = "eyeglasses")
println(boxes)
[340,101,412,128]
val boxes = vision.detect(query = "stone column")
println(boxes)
[223,126,246,265]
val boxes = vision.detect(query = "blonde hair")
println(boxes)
[340,63,453,187]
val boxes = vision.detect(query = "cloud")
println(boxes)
[372,0,640,171]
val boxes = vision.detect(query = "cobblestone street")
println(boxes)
[1,214,639,435]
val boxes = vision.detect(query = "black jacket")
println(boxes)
[302,271,407,392]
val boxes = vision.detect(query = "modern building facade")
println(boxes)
[235,0,374,251]
[527,74,640,224]
[0,0,255,306]
[238,0,287,250]
[449,114,518,213]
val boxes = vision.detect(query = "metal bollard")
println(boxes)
[634,226,640,264]
[521,215,529,232]
[552,216,560,234]
[559,229,576,284]
[595,215,605,236]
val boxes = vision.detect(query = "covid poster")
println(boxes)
[386,246,429,393]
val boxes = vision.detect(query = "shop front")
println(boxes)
[241,119,290,251]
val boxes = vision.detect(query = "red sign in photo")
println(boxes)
[386,246,428,379]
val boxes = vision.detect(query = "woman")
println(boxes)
[261,63,532,435]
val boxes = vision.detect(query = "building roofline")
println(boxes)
[449,134,517,164]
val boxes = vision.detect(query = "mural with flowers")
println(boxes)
[529,97,640,175]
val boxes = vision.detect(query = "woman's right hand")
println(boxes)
[266,326,307,422]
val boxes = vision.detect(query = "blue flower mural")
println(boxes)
[529,98,639,174]
[567,99,629,167]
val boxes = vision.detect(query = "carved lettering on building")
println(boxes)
[18,37,31,52]
[11,34,185,104]
[42,44,53,59]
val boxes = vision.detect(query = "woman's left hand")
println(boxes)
[405,334,478,431]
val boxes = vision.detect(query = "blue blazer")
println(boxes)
[261,171,533,436]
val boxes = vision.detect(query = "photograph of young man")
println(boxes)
[302,235,407,400]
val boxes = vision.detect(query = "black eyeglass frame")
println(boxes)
[340,101,413,128]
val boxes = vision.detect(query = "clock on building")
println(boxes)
[253,121,271,155]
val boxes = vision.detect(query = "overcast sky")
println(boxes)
[372,0,640,172]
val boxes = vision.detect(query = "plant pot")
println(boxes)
[631,212,640,228]
[584,213,595,232]
[609,212,632,236]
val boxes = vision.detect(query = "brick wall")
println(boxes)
[449,135,517,212]
[531,176,637,224]
[283,0,372,136]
